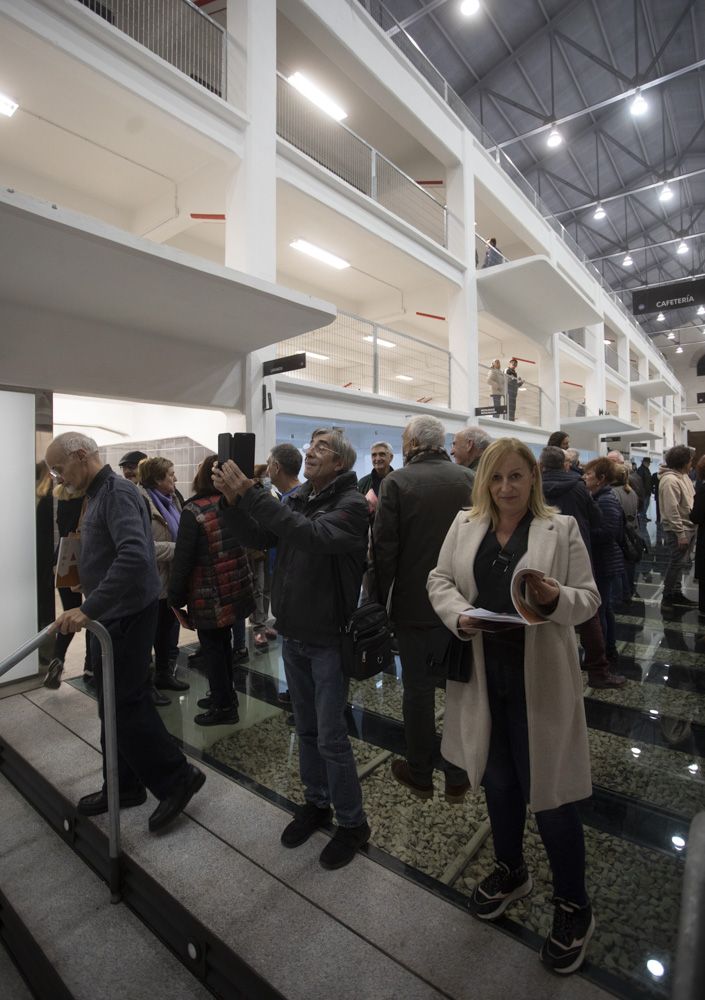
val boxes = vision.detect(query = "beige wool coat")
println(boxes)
[427,512,600,813]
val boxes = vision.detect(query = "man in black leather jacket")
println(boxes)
[214,428,370,871]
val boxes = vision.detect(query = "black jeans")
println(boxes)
[482,657,588,906]
[92,600,189,800]
[197,626,237,710]
[397,628,468,787]
[153,598,174,674]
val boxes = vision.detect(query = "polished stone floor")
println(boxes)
[66,520,704,1000]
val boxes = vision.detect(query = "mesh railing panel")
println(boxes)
[605,344,622,374]
[374,154,446,244]
[76,0,225,96]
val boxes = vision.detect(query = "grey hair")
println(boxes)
[460,426,491,452]
[405,415,446,450]
[311,427,357,472]
[370,440,393,455]
[540,446,567,471]
[51,432,99,456]
[565,448,580,466]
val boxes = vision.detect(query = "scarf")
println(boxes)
[148,488,180,540]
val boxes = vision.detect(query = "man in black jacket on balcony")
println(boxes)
[214,427,371,871]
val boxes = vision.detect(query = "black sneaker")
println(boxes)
[319,821,371,870]
[232,647,249,665]
[671,592,697,607]
[194,706,239,727]
[43,658,64,690]
[470,861,533,920]
[281,802,333,848]
[540,898,595,975]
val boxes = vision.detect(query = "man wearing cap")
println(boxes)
[119,450,148,484]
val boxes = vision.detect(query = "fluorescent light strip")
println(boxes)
[363,335,396,348]
[395,374,413,381]
[290,239,350,270]
[287,72,347,121]
[0,93,18,118]
[306,351,329,361]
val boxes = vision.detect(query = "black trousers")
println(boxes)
[197,626,238,710]
[397,628,468,786]
[153,598,175,674]
[55,587,92,669]
[92,601,188,800]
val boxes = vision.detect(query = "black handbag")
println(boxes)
[620,513,646,563]
[333,524,395,681]
[426,626,472,683]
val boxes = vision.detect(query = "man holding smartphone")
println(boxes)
[213,427,370,871]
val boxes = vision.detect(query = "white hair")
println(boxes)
[405,415,445,449]
[459,426,491,451]
[51,432,99,456]
[371,440,393,455]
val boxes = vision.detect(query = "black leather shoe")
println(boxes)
[78,787,147,816]
[154,670,190,692]
[151,685,171,706]
[194,706,239,727]
[148,765,206,833]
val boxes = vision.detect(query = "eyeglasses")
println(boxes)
[304,440,339,457]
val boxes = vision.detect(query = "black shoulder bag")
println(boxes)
[333,525,395,681]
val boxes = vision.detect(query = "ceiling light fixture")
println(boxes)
[677,240,688,254]
[676,345,683,354]
[630,89,648,116]
[305,351,330,361]
[698,305,705,316]
[593,203,606,220]
[287,72,347,121]
[289,239,350,270]
[668,331,675,340]
[656,312,665,321]
[363,335,396,348]
[460,0,481,14]
[395,374,414,381]
[622,253,633,267]
[0,93,18,118]
[659,182,673,203]
[546,127,562,148]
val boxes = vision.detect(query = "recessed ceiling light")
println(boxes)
[622,253,633,267]
[290,239,350,270]
[671,835,686,850]
[657,312,665,322]
[546,127,562,148]
[287,72,347,121]
[306,351,329,361]
[659,183,673,202]
[630,89,648,116]
[593,204,606,220]
[460,0,481,14]
[677,240,688,254]
[0,93,18,118]
[363,335,396,348]
[395,374,413,381]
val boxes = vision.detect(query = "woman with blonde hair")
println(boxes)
[427,438,599,975]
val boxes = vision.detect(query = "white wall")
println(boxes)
[53,395,245,449]
[0,390,38,682]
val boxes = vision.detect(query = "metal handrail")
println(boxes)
[673,811,705,1000]
[0,621,122,903]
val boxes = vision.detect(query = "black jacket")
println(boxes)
[541,469,601,557]
[220,471,369,643]
[371,450,474,628]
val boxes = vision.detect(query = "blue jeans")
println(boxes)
[663,531,695,595]
[282,637,366,827]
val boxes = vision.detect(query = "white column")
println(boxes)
[445,132,478,417]
[0,390,38,682]
[225,0,278,457]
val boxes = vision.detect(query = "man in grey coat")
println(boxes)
[372,415,473,802]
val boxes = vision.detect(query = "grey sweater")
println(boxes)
[80,466,161,621]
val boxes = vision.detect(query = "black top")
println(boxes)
[475,512,532,668]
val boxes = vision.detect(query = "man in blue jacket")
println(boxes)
[47,432,205,832]
[214,427,370,871]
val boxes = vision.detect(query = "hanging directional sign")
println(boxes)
[632,277,705,316]
[262,353,307,376]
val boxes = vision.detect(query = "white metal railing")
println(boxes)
[276,74,447,246]
[605,343,623,375]
[479,363,543,425]
[475,232,508,268]
[275,311,451,407]
[560,395,590,419]
[356,0,676,377]
[630,363,640,381]
[75,0,225,97]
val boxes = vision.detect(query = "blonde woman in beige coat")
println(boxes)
[427,438,599,976]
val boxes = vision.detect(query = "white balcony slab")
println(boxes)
[476,257,601,344]
[561,415,639,434]
[676,411,700,422]
[629,378,677,401]
[0,189,334,406]
[599,429,663,443]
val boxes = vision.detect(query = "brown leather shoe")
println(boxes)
[390,759,433,799]
[588,672,627,689]
[444,777,471,804]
